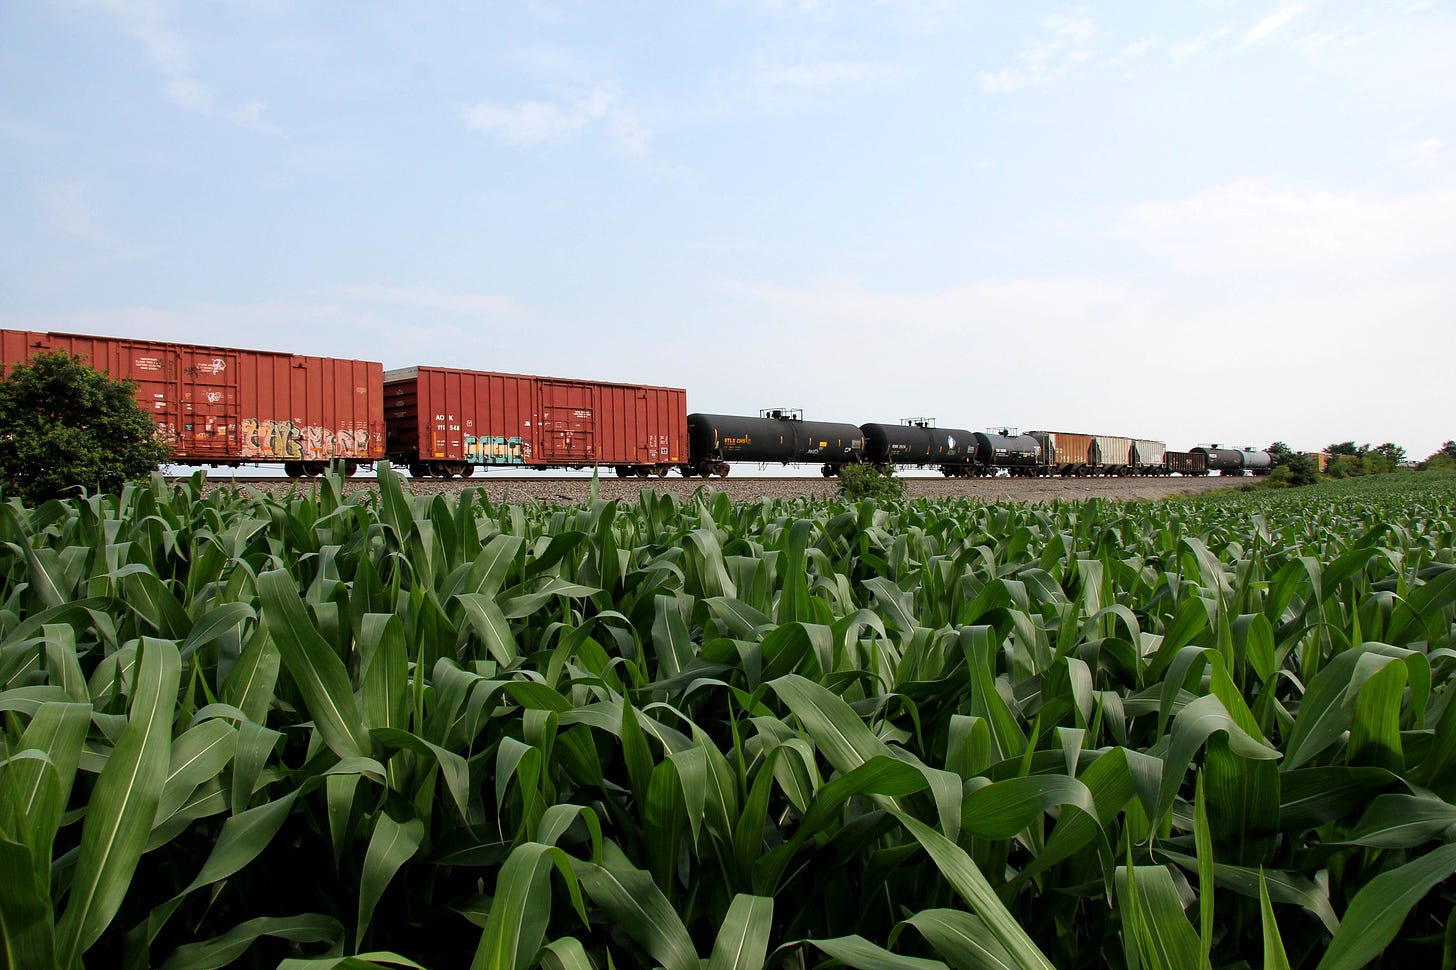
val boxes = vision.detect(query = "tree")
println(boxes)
[1267,441,1295,466]
[1326,441,1362,458]
[1419,441,1456,472]
[1371,442,1406,467]
[0,351,172,504]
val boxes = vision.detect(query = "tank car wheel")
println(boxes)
[715,463,730,478]
[408,463,429,478]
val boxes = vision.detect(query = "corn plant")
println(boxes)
[1,468,1454,968]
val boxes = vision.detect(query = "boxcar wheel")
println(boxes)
[615,466,630,478]
[284,461,303,478]
[458,464,474,478]
[408,463,429,478]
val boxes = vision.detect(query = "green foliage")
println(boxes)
[0,351,171,503]
[837,462,908,501]
[1419,442,1456,471]
[1372,442,1406,467]
[1264,444,1319,488]
[2,468,1456,967]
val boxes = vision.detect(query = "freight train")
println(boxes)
[0,328,1273,479]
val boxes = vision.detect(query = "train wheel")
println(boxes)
[615,466,630,478]
[715,463,729,478]
[655,465,668,477]
[343,461,359,477]
[458,464,474,478]
[303,463,322,477]
[408,463,428,478]
[635,467,650,478]
[284,461,302,478]
[432,463,455,479]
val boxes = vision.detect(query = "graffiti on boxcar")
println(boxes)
[240,418,371,459]
[464,434,529,464]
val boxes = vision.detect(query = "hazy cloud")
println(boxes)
[752,58,893,89]
[1114,178,1456,274]
[1244,5,1308,45]
[329,284,523,318]
[1169,26,1233,61]
[1394,136,1448,169]
[462,84,650,154]
[40,181,134,256]
[978,13,1099,93]
[93,0,277,130]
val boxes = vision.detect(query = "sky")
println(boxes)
[2,0,1453,461]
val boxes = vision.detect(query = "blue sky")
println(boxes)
[3,1,1453,460]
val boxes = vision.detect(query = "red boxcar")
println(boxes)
[384,366,689,477]
[0,329,385,475]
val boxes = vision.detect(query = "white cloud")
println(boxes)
[1120,36,1161,60]
[978,13,1100,93]
[93,0,278,131]
[1169,26,1233,61]
[461,84,650,154]
[228,100,280,134]
[1244,5,1308,45]
[1395,136,1448,169]
[1113,178,1456,274]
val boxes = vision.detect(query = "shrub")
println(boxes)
[0,351,172,504]
[838,462,908,501]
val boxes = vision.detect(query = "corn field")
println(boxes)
[2,467,1456,968]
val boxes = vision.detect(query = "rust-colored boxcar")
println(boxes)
[383,366,689,477]
[1163,451,1209,475]
[0,329,384,474]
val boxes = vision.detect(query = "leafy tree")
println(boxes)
[838,463,908,502]
[0,351,172,504]
[1285,451,1321,486]
[1419,441,1456,471]
[1372,442,1406,466]
[1326,441,1363,457]
[1266,441,1295,466]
